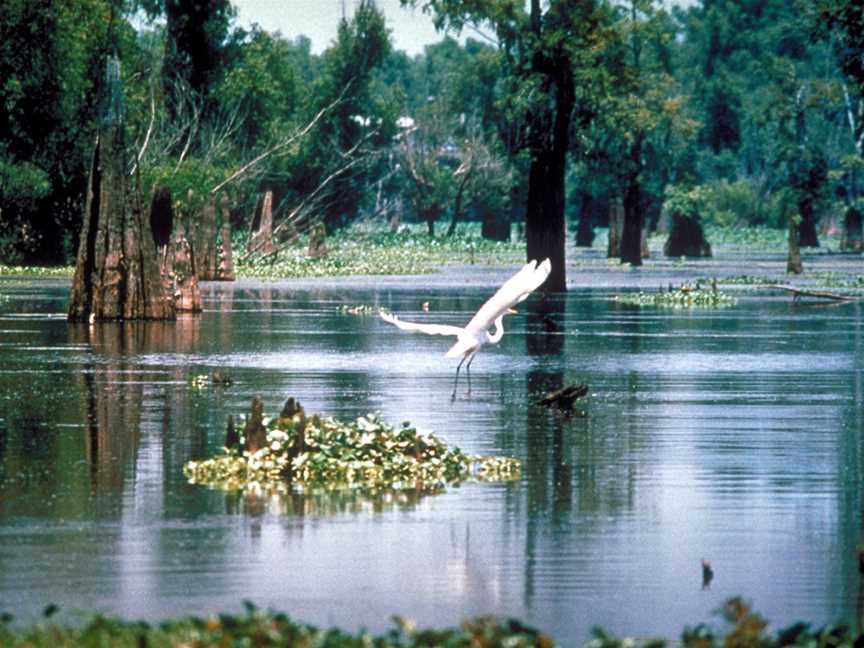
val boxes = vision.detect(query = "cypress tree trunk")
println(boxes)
[149,186,173,249]
[797,198,820,247]
[68,56,174,322]
[525,60,573,293]
[620,140,644,266]
[247,190,277,256]
[194,194,219,280]
[664,215,712,257]
[607,199,624,258]
[217,195,236,280]
[575,191,595,247]
[481,209,511,241]
[842,206,863,252]
[787,214,803,274]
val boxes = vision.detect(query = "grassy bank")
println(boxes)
[0,599,858,648]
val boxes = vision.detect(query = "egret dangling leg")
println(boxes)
[451,350,475,400]
[465,353,477,395]
[451,354,467,400]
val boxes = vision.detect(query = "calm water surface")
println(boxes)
[0,274,862,643]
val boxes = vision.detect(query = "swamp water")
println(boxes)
[0,272,862,643]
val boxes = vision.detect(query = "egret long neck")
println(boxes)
[488,315,506,344]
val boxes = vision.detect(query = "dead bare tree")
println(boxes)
[241,127,381,261]
[210,90,349,196]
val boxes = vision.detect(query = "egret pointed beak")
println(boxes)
[507,308,518,315]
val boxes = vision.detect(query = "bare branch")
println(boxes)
[272,131,376,237]
[210,86,349,195]
[130,78,157,176]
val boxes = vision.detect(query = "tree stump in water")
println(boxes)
[787,214,803,274]
[68,56,174,322]
[663,215,712,257]
[243,396,268,453]
[248,190,277,256]
[162,221,202,312]
[225,415,240,450]
[217,195,236,281]
[842,206,863,252]
[307,223,328,259]
[536,383,588,414]
[194,194,220,280]
[607,200,624,258]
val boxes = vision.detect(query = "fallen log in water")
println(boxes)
[765,284,861,302]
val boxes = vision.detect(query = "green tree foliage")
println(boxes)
[3,0,862,267]
[216,27,304,152]
[403,0,610,291]
[298,0,394,229]
[676,0,849,241]
[815,0,864,140]
[138,0,236,115]
[0,0,134,262]
[813,0,864,209]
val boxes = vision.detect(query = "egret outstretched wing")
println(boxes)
[379,311,463,337]
[464,258,551,333]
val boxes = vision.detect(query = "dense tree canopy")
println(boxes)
[0,0,861,268]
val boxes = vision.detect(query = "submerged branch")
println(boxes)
[765,284,861,302]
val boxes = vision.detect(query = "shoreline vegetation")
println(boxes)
[0,598,860,648]
[0,225,860,285]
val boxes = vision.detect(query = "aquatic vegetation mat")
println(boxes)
[0,607,553,647]
[0,265,74,278]
[615,282,737,308]
[236,225,524,279]
[2,597,860,647]
[184,397,521,495]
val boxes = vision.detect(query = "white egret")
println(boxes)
[380,258,552,398]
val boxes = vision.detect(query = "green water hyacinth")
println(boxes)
[615,283,737,308]
[0,264,74,277]
[184,411,521,494]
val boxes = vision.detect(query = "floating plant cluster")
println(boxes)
[615,282,737,308]
[184,398,521,495]
[338,303,380,316]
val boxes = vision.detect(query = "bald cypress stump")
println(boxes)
[607,200,624,259]
[217,195,236,281]
[68,56,174,322]
[787,214,803,274]
[194,194,219,280]
[150,186,174,250]
[842,206,863,253]
[162,221,203,313]
[248,190,277,256]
